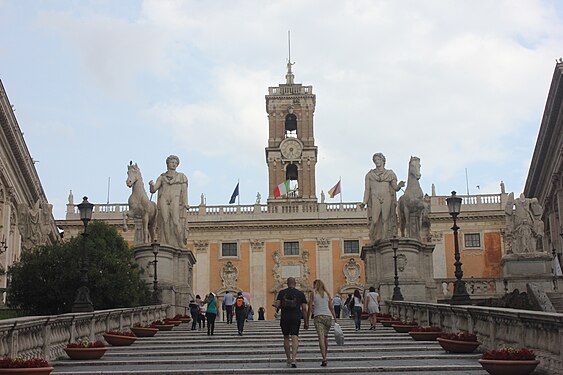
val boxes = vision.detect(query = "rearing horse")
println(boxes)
[126,162,157,244]
[398,156,425,240]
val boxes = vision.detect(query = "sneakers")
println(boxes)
[291,363,297,368]
[321,361,327,367]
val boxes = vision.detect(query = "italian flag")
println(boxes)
[274,180,290,198]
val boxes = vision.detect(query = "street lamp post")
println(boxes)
[72,196,94,312]
[151,241,160,305]
[446,191,472,305]
[390,236,404,301]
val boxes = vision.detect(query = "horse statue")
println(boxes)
[126,161,157,244]
[398,156,425,240]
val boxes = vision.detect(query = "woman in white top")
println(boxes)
[308,279,337,367]
[364,286,380,330]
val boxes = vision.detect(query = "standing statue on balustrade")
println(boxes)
[505,193,544,254]
[360,153,405,245]
[149,155,189,248]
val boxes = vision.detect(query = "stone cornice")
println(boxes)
[524,62,563,202]
[0,80,48,205]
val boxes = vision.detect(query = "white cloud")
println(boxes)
[4,0,563,218]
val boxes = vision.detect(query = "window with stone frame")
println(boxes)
[343,240,360,254]
[284,241,299,256]
[221,242,238,257]
[464,233,481,248]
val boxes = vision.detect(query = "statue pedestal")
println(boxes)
[361,238,436,302]
[501,253,554,291]
[133,244,196,306]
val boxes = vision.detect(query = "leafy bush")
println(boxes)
[0,357,49,368]
[410,326,441,332]
[482,348,536,360]
[66,340,105,348]
[105,330,135,337]
[439,332,478,342]
[8,221,150,314]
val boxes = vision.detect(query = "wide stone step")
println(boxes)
[51,320,490,374]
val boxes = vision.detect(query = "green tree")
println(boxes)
[7,221,150,315]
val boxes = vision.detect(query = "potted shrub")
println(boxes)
[479,348,540,375]
[150,320,174,331]
[0,357,53,375]
[408,326,442,341]
[64,340,107,360]
[437,332,481,353]
[174,314,192,323]
[380,317,402,327]
[103,330,137,346]
[130,323,158,337]
[391,320,418,333]
[163,317,182,326]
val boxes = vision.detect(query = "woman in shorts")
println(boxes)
[308,279,337,367]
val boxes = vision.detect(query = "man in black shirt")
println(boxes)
[274,277,309,368]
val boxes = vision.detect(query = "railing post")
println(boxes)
[42,320,51,360]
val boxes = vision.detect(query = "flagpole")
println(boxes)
[237,179,240,205]
[339,176,342,204]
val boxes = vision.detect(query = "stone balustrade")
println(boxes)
[430,193,508,214]
[64,193,506,222]
[0,305,170,361]
[387,301,563,374]
[435,278,504,299]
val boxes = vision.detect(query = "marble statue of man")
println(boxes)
[149,155,189,248]
[505,193,544,254]
[360,153,405,244]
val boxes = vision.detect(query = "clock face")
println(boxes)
[280,138,303,159]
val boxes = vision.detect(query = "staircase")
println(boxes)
[547,291,563,312]
[51,319,490,374]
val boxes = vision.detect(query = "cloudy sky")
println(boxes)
[1,0,562,219]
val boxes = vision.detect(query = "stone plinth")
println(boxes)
[501,253,553,291]
[361,238,436,302]
[133,244,196,306]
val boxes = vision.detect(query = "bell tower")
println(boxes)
[265,61,317,202]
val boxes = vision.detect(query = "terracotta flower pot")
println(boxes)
[130,326,158,337]
[165,320,182,326]
[392,324,418,333]
[0,368,54,375]
[381,320,401,327]
[478,359,540,375]
[409,331,443,341]
[151,324,174,331]
[103,333,137,346]
[64,347,107,360]
[178,317,192,323]
[437,337,481,353]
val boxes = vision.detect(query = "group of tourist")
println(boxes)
[274,277,380,368]
[187,280,380,367]
[188,291,264,336]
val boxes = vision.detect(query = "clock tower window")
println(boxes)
[285,113,297,138]
[286,163,298,182]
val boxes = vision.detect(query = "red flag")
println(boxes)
[328,179,341,198]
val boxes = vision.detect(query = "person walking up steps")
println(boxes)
[235,291,249,335]
[203,292,217,336]
[309,279,337,367]
[223,291,235,324]
[275,277,309,368]
[364,286,380,330]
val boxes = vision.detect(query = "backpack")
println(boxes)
[235,296,245,308]
[281,292,298,309]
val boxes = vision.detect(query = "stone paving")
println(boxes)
[51,319,496,375]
